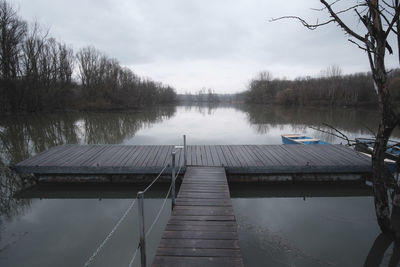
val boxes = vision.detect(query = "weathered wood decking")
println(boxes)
[14,144,371,175]
[152,167,243,267]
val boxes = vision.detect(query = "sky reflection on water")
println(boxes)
[0,104,398,266]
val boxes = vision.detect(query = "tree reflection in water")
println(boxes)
[0,106,176,165]
[0,164,30,245]
[0,107,175,245]
[364,233,400,266]
[237,104,400,143]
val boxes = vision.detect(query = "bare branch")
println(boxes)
[348,38,369,51]
[320,0,367,43]
[309,123,355,146]
[362,123,377,138]
[269,16,335,30]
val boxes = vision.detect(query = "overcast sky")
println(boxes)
[11,0,400,93]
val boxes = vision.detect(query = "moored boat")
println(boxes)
[281,134,328,145]
[355,137,400,161]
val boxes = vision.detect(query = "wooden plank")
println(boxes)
[152,256,243,267]
[205,145,214,166]
[165,224,237,232]
[109,146,134,167]
[138,145,157,167]
[82,145,116,166]
[144,145,162,167]
[166,220,236,227]
[158,238,240,249]
[123,145,146,166]
[15,144,371,177]
[268,145,302,166]
[215,145,228,166]
[155,248,242,257]
[196,145,203,166]
[255,145,281,165]
[172,208,234,216]
[60,145,99,166]
[299,145,347,166]
[162,145,174,167]
[191,145,196,166]
[279,145,319,166]
[32,145,80,166]
[17,145,65,166]
[162,230,237,240]
[210,145,222,166]
[154,145,168,167]
[220,145,235,167]
[152,166,243,267]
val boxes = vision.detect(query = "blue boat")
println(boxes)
[355,137,400,161]
[281,134,329,145]
[355,137,399,174]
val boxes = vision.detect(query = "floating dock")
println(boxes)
[152,166,243,267]
[14,144,371,179]
[13,143,373,266]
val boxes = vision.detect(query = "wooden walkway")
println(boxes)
[152,167,243,267]
[14,144,371,175]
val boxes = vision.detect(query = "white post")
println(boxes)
[171,151,176,210]
[137,191,146,267]
[183,134,187,167]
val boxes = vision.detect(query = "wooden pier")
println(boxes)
[14,144,371,177]
[13,144,373,266]
[152,167,243,267]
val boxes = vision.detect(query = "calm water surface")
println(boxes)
[0,104,399,266]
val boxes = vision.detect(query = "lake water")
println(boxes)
[0,104,399,266]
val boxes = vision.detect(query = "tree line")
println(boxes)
[244,66,400,106]
[0,1,176,112]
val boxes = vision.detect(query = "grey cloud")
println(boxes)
[11,0,399,93]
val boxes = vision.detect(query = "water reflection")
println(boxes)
[0,166,31,255]
[364,233,400,267]
[237,104,400,142]
[1,104,399,266]
[0,106,175,165]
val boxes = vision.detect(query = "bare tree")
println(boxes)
[0,0,26,111]
[273,0,400,236]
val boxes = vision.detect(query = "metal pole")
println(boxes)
[183,134,187,167]
[137,191,146,267]
[171,151,176,210]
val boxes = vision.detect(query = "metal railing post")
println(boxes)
[183,134,187,167]
[137,191,146,267]
[171,151,176,210]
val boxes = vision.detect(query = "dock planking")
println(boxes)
[14,144,371,176]
[152,167,244,267]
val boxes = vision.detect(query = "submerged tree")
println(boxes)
[273,0,400,237]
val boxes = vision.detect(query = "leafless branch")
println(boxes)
[348,38,369,51]
[320,0,367,43]
[309,123,355,146]
[362,123,377,138]
[269,16,335,30]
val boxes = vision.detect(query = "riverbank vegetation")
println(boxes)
[244,67,400,106]
[0,1,176,113]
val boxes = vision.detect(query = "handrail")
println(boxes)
[127,247,139,267]
[82,198,137,267]
[146,184,172,238]
[82,134,187,267]
[142,163,170,194]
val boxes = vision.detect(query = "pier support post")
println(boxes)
[137,191,146,267]
[171,151,176,210]
[183,134,187,167]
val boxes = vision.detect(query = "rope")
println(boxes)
[175,164,183,178]
[146,184,172,238]
[142,164,169,194]
[83,198,137,267]
[127,245,139,267]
